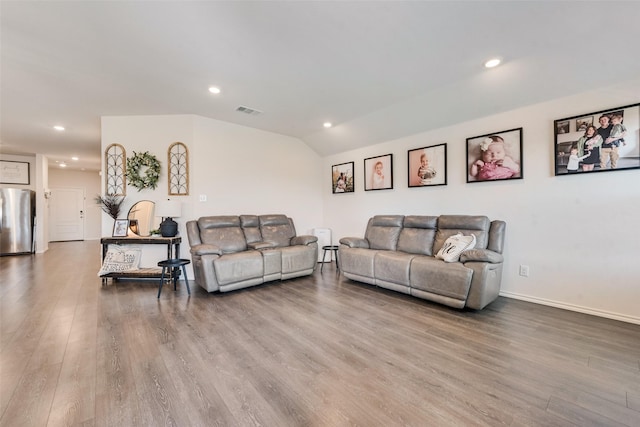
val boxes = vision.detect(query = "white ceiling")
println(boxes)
[2,1,639,172]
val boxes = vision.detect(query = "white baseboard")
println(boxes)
[499,291,640,325]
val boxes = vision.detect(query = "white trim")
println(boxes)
[500,291,640,325]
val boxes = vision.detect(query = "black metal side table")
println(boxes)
[157,258,191,298]
[321,245,339,273]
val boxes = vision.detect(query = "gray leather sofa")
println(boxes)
[186,214,318,292]
[339,215,506,310]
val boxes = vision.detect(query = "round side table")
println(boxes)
[157,258,191,298]
[321,245,339,273]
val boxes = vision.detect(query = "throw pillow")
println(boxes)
[435,233,476,263]
[98,245,142,276]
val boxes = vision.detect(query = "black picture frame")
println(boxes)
[408,143,447,188]
[331,161,354,193]
[554,102,640,176]
[112,219,129,237]
[0,160,30,185]
[466,128,523,183]
[364,154,393,191]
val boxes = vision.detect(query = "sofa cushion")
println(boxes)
[213,251,263,285]
[365,215,404,251]
[240,215,262,244]
[340,247,378,281]
[280,245,317,275]
[198,216,247,253]
[435,233,476,263]
[375,251,415,288]
[397,215,438,255]
[410,256,473,301]
[260,215,295,247]
[433,215,490,254]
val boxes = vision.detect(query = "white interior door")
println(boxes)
[49,188,85,241]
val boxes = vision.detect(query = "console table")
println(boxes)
[100,236,182,282]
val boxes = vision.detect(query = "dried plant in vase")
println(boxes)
[95,194,126,220]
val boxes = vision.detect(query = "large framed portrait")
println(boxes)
[466,128,523,183]
[331,161,354,193]
[554,103,640,176]
[364,154,393,191]
[408,143,447,188]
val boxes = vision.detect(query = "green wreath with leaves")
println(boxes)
[126,151,160,191]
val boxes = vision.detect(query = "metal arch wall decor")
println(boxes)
[105,143,126,195]
[168,142,189,195]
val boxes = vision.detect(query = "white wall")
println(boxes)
[101,114,324,271]
[323,77,640,324]
[48,168,102,240]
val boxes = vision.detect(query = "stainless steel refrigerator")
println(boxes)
[0,188,36,255]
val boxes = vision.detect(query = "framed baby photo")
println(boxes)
[408,143,447,188]
[112,219,129,237]
[554,102,640,176]
[364,154,393,191]
[466,128,523,183]
[331,161,354,193]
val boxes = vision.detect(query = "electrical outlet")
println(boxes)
[519,265,530,277]
[199,194,207,202]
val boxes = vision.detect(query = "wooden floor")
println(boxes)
[1,241,639,427]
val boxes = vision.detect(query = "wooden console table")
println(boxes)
[100,236,182,282]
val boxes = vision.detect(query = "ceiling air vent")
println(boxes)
[235,105,263,116]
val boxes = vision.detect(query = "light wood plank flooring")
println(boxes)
[1,240,639,426]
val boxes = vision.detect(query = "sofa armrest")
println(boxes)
[190,244,222,256]
[248,241,278,250]
[339,237,370,249]
[460,249,504,264]
[291,235,318,246]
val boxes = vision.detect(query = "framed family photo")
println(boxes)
[112,219,129,237]
[364,154,393,191]
[554,102,640,176]
[408,143,447,187]
[331,161,354,193]
[466,128,523,183]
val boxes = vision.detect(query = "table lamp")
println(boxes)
[156,200,181,237]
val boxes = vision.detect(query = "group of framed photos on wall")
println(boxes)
[332,102,639,194]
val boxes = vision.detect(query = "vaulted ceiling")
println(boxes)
[2,1,639,171]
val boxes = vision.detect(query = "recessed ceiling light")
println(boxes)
[484,58,501,68]
[71,156,79,161]
[323,122,332,128]
[208,86,221,94]
[53,125,65,131]
[60,163,67,168]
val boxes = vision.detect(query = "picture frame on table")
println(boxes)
[554,102,640,176]
[364,154,393,191]
[112,219,130,237]
[408,143,447,188]
[331,161,354,193]
[466,128,523,183]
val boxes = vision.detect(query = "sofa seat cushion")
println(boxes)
[410,256,473,301]
[213,251,263,286]
[375,251,415,288]
[280,245,317,274]
[340,247,377,279]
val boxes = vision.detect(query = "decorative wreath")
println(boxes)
[126,151,160,191]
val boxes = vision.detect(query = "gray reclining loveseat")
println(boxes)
[186,214,318,292]
[339,215,506,310]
